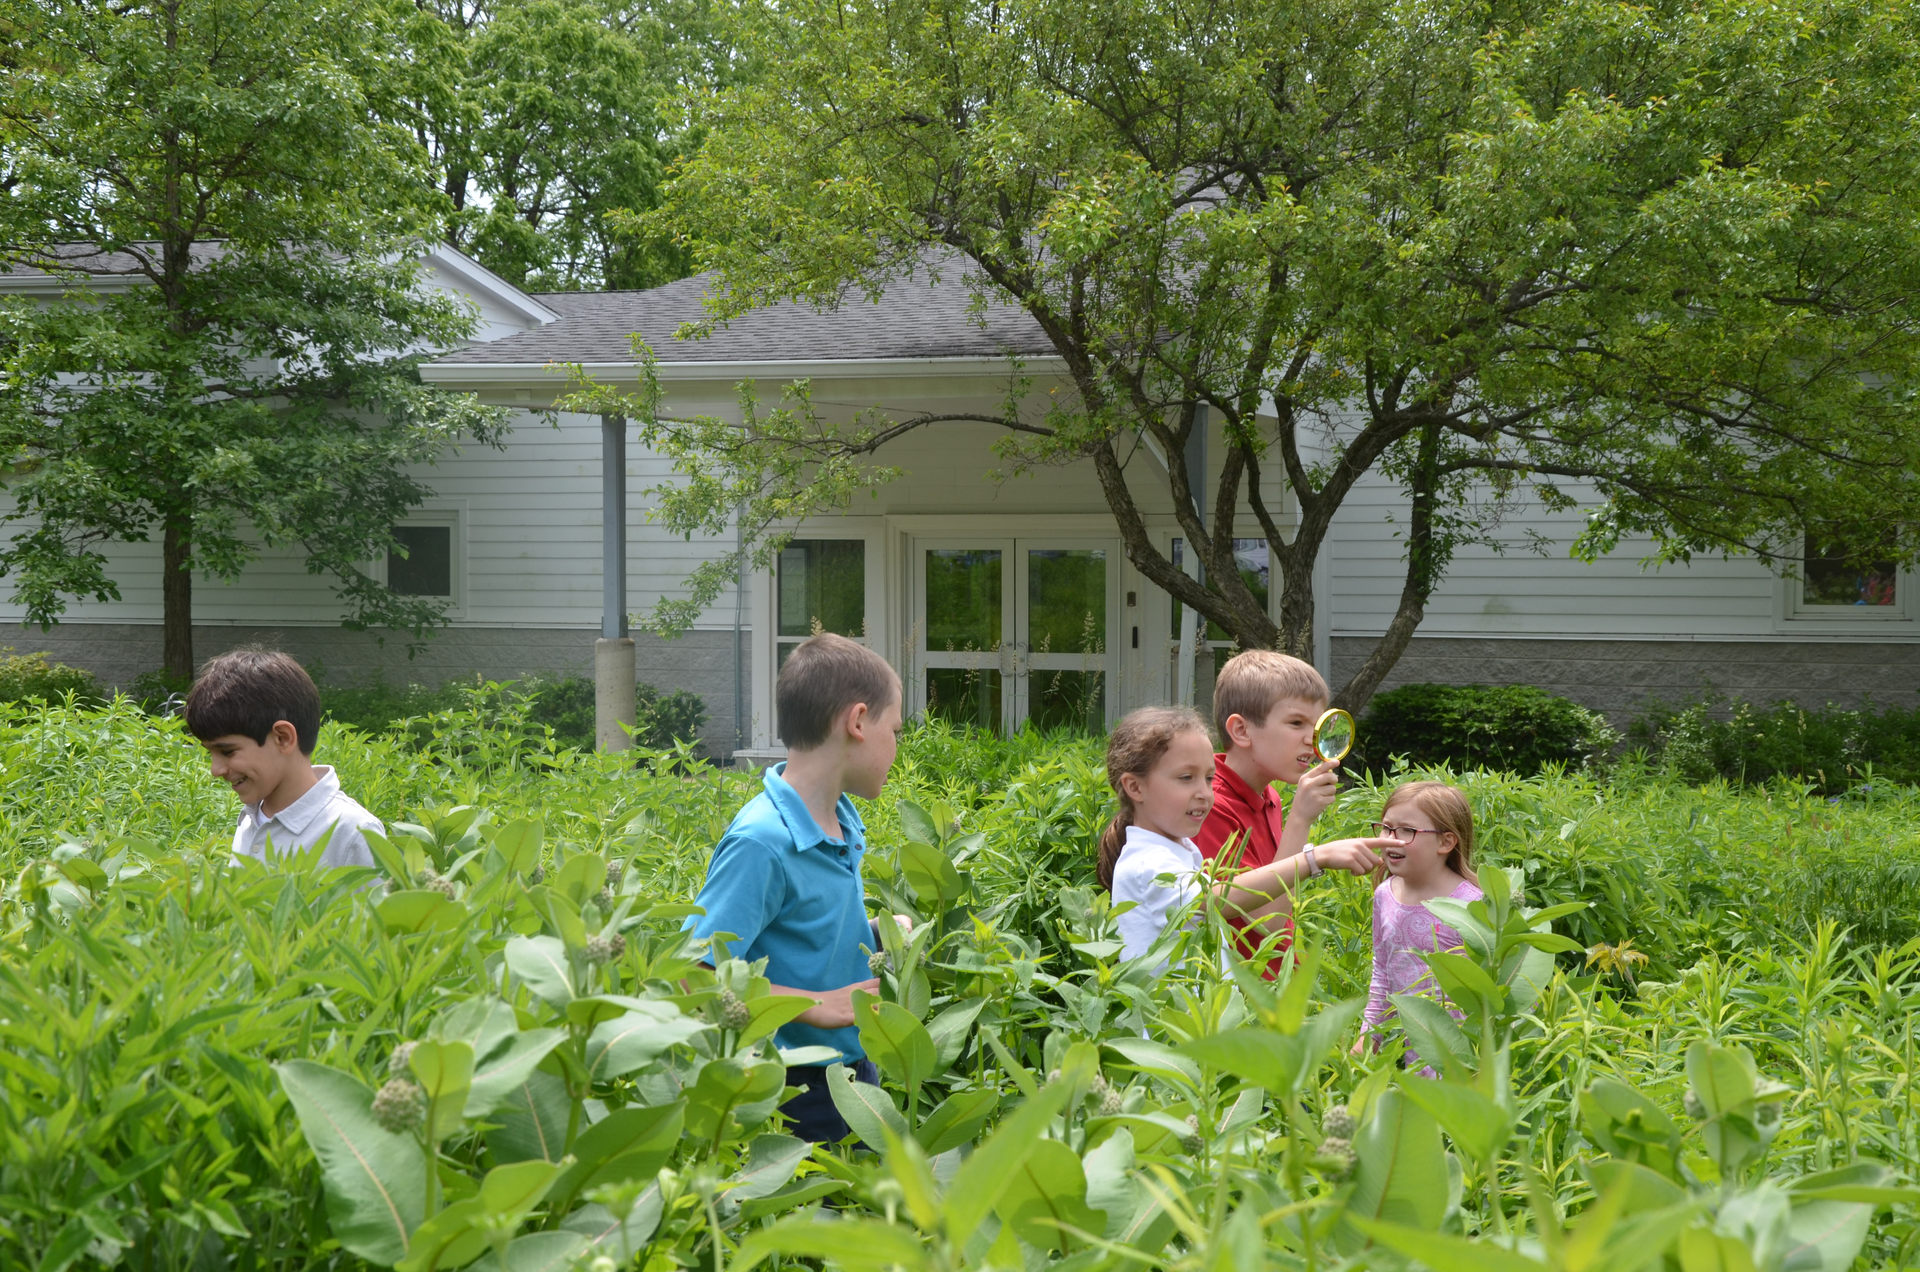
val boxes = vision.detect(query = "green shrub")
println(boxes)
[1357,682,1620,776]
[0,647,100,706]
[316,674,458,733]
[1630,694,1920,793]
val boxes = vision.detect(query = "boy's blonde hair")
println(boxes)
[1212,649,1328,742]
[1375,780,1479,885]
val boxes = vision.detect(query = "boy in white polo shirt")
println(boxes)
[185,649,383,869]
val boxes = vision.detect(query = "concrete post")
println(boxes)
[595,637,636,751]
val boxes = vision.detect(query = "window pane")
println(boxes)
[389,525,452,597]
[778,540,865,636]
[1027,549,1105,653]
[925,667,1002,731]
[925,549,1002,649]
[1029,670,1103,733]
[1805,539,1897,606]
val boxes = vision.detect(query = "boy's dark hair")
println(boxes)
[185,648,322,754]
[776,633,898,750]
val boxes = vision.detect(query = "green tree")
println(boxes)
[0,0,510,679]
[392,0,748,291]
[584,0,1920,708]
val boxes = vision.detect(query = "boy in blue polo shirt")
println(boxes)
[686,631,904,1142]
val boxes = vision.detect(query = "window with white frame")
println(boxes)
[1169,537,1270,708]
[1782,531,1914,626]
[774,539,866,734]
[382,509,463,611]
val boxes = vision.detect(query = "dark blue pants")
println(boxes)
[782,1059,881,1143]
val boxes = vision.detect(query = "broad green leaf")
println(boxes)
[915,1087,999,1156]
[1348,1219,1548,1272]
[729,1134,811,1200]
[1426,951,1505,1016]
[1391,992,1475,1078]
[394,1198,487,1272]
[430,999,520,1062]
[561,1189,664,1259]
[1336,1089,1447,1255]
[465,1029,566,1119]
[734,1218,931,1272]
[584,1005,708,1081]
[1102,1037,1201,1089]
[1083,1128,1141,1241]
[685,1057,785,1141]
[378,890,469,936]
[945,1078,1076,1245]
[1686,1042,1759,1116]
[1083,1111,1196,1156]
[548,1103,684,1212]
[897,801,940,845]
[898,839,963,909]
[1179,1029,1306,1094]
[1396,1078,1514,1165]
[1679,1228,1760,1272]
[823,1061,909,1151]
[739,1178,847,1220]
[491,818,543,873]
[484,1071,570,1164]
[1586,1161,1689,1212]
[737,993,814,1046]
[1785,1194,1875,1272]
[274,1061,424,1265]
[853,992,939,1093]
[995,1137,1106,1252]
[504,936,575,1010]
[499,1232,589,1272]
[925,996,986,1072]
[408,1040,475,1142]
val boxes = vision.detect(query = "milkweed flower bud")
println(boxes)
[868,948,889,976]
[389,1042,416,1076]
[605,862,624,889]
[1683,1091,1707,1120]
[528,865,545,885]
[584,933,626,966]
[1314,1136,1357,1180]
[1323,1104,1358,1140]
[1180,1114,1205,1156]
[372,1078,426,1134]
[716,987,752,1031]
[593,888,615,911]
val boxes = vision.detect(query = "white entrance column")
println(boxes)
[1176,405,1206,706]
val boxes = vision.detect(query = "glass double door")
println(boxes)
[913,539,1114,732]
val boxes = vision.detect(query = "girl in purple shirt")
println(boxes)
[1354,781,1483,1069]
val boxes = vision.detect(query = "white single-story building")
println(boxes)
[6,249,1914,755]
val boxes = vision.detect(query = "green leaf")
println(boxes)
[1102,1037,1201,1089]
[394,1199,488,1272]
[994,1137,1106,1252]
[925,996,986,1072]
[465,1029,565,1119]
[897,801,940,845]
[378,890,469,936]
[898,839,963,909]
[561,1188,664,1258]
[275,1061,424,1266]
[408,1040,475,1142]
[944,1078,1076,1245]
[915,1087,999,1156]
[737,993,814,1046]
[853,992,939,1094]
[734,1218,931,1272]
[1396,1078,1514,1165]
[504,936,575,1010]
[1390,992,1475,1078]
[822,1061,909,1151]
[738,1178,847,1220]
[1179,1029,1306,1095]
[1336,1088,1447,1256]
[491,818,543,873]
[484,1071,570,1164]
[684,1057,785,1141]
[499,1232,590,1272]
[548,1103,684,1213]
[583,1005,708,1081]
[729,1134,811,1200]
[1348,1219,1548,1272]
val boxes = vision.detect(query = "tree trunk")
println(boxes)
[1334,424,1442,714]
[163,517,194,681]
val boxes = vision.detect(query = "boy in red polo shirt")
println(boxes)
[1196,651,1388,973]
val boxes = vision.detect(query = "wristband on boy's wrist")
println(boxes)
[1302,845,1322,878]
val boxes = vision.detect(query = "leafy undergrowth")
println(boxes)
[2,701,1919,1270]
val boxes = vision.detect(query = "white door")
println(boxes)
[912,538,1116,731]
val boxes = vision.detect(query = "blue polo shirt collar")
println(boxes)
[764,763,866,854]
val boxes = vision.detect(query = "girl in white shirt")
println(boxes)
[1100,706,1351,966]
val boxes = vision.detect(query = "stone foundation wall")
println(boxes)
[1331,636,1920,724]
[3,622,750,757]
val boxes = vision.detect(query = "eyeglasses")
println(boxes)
[1372,822,1445,841]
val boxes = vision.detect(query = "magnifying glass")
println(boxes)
[1312,708,1356,764]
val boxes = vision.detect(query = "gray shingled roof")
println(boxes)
[430,267,1055,366]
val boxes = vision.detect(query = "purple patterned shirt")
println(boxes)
[1363,877,1484,1066]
